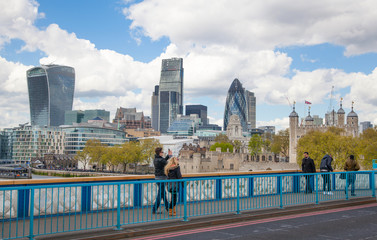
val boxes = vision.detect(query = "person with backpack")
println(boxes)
[344,154,360,196]
[320,154,333,195]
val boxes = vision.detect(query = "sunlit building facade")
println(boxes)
[158,58,184,133]
[27,65,75,126]
[223,79,248,132]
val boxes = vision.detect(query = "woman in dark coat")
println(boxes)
[164,157,182,216]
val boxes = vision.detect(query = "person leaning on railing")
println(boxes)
[302,152,316,194]
[320,154,333,195]
[165,157,182,216]
[152,147,172,214]
[344,155,360,196]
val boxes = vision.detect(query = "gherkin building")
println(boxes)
[223,78,248,131]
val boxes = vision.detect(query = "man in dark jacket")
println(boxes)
[320,154,333,195]
[302,152,316,193]
[152,147,172,214]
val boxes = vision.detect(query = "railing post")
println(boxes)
[345,173,349,200]
[81,185,91,213]
[18,188,30,218]
[372,171,375,198]
[315,174,319,204]
[134,183,142,207]
[248,176,254,197]
[114,183,122,230]
[279,175,283,209]
[183,180,188,222]
[28,188,35,240]
[236,178,240,214]
[216,178,222,200]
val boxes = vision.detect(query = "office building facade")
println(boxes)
[245,90,256,129]
[65,109,110,125]
[151,85,159,131]
[186,104,207,125]
[158,58,184,133]
[224,79,249,132]
[27,65,75,126]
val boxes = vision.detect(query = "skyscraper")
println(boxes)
[224,78,255,132]
[158,58,184,133]
[151,85,159,131]
[186,104,207,125]
[245,90,256,129]
[27,65,75,126]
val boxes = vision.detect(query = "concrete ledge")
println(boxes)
[39,197,376,240]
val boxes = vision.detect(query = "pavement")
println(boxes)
[38,196,377,240]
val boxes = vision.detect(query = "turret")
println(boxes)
[337,98,345,127]
[305,106,314,126]
[347,101,359,137]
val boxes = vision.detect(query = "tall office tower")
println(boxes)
[151,85,159,131]
[27,65,75,126]
[245,90,256,129]
[186,104,207,125]
[224,79,248,132]
[158,58,184,133]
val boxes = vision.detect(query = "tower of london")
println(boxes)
[289,101,359,163]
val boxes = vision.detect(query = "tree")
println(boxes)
[75,150,90,170]
[214,134,230,143]
[271,129,289,158]
[296,128,358,169]
[232,140,242,153]
[358,127,377,169]
[84,139,105,171]
[248,134,263,160]
[140,138,161,165]
[210,142,234,152]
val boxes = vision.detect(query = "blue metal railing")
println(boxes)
[0,171,376,239]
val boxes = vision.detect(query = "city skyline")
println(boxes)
[1,1,377,130]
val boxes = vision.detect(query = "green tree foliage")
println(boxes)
[358,127,377,169]
[248,134,263,159]
[85,139,105,170]
[75,150,90,170]
[210,142,234,152]
[139,138,161,165]
[296,127,358,169]
[271,129,289,157]
[232,140,242,153]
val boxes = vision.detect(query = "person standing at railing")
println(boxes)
[344,154,360,196]
[152,147,172,214]
[320,154,333,195]
[302,152,316,193]
[165,157,182,216]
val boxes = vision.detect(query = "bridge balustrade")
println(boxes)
[0,170,376,239]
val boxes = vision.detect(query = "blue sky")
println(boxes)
[1,0,377,130]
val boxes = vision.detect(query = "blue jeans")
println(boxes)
[322,172,331,191]
[153,180,169,212]
[347,173,356,195]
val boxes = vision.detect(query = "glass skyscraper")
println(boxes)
[186,104,207,125]
[151,85,159,131]
[223,78,249,132]
[158,58,184,133]
[246,90,256,129]
[27,65,75,126]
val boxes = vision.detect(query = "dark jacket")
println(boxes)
[302,157,316,173]
[167,165,182,180]
[320,154,333,172]
[154,154,170,178]
[344,159,360,171]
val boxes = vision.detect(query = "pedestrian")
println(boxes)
[344,154,360,196]
[152,147,172,214]
[320,154,333,195]
[165,157,182,216]
[302,152,316,193]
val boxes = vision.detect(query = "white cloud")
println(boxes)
[257,117,290,131]
[1,0,377,130]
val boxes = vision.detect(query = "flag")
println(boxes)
[305,100,312,104]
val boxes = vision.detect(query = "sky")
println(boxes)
[2,0,377,131]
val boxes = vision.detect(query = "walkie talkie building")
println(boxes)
[27,65,75,126]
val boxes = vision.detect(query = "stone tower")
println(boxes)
[337,98,345,127]
[289,103,299,163]
[347,101,359,137]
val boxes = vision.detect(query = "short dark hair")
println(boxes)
[350,155,355,160]
[304,152,309,155]
[155,147,163,155]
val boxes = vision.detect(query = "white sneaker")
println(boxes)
[327,192,333,195]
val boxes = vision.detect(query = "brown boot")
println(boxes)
[169,208,173,216]
[173,207,176,216]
